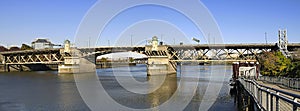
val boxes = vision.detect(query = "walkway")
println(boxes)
[256,80,300,111]
[257,80,300,95]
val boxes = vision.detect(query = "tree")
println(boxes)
[287,62,300,78]
[129,57,134,63]
[21,44,33,50]
[258,51,291,76]
[259,52,278,76]
[274,51,291,76]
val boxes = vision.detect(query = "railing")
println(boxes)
[239,78,300,111]
[258,76,300,91]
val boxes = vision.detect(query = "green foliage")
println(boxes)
[287,61,300,78]
[129,57,134,63]
[20,44,33,50]
[99,57,108,62]
[258,51,291,76]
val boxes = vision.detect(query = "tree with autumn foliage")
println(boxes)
[258,51,291,76]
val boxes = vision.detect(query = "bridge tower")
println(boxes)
[58,40,95,74]
[145,36,177,76]
[278,29,291,58]
[64,40,71,53]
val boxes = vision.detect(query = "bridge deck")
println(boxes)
[0,48,60,55]
[171,43,300,49]
[1,43,300,55]
[170,60,257,62]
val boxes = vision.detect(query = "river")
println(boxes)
[0,64,237,111]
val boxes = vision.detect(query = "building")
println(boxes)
[31,38,54,49]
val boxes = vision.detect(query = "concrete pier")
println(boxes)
[145,36,177,76]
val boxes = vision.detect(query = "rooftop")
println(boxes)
[32,38,51,43]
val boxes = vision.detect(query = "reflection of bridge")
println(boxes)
[1,42,300,74]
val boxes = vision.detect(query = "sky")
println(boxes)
[0,0,299,47]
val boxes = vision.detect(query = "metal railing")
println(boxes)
[258,76,300,91]
[239,78,300,111]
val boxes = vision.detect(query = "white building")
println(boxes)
[31,38,54,49]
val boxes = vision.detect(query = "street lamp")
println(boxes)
[192,37,200,44]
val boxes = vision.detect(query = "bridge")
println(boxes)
[0,35,300,74]
[0,42,300,74]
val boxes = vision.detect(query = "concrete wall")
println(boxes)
[148,57,169,65]
[145,45,168,52]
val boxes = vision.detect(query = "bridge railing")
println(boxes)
[239,78,300,111]
[258,76,300,91]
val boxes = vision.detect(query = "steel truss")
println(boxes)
[1,49,63,64]
[169,47,273,62]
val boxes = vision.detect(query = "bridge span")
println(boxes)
[0,41,300,74]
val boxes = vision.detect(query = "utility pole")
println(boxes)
[108,40,110,46]
[161,34,163,44]
[88,37,90,48]
[208,33,211,44]
[265,32,268,45]
[173,38,175,45]
[130,35,133,46]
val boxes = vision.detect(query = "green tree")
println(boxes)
[287,62,300,78]
[20,44,33,50]
[129,57,134,63]
[274,51,291,76]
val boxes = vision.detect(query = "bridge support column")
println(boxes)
[18,65,23,72]
[58,55,96,74]
[147,56,176,76]
[6,64,10,72]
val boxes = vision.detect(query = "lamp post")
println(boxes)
[192,37,200,44]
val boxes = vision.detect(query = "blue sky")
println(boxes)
[0,0,299,47]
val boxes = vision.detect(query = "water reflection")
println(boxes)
[147,74,177,108]
[0,72,89,111]
[0,65,237,111]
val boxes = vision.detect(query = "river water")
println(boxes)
[0,64,237,111]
